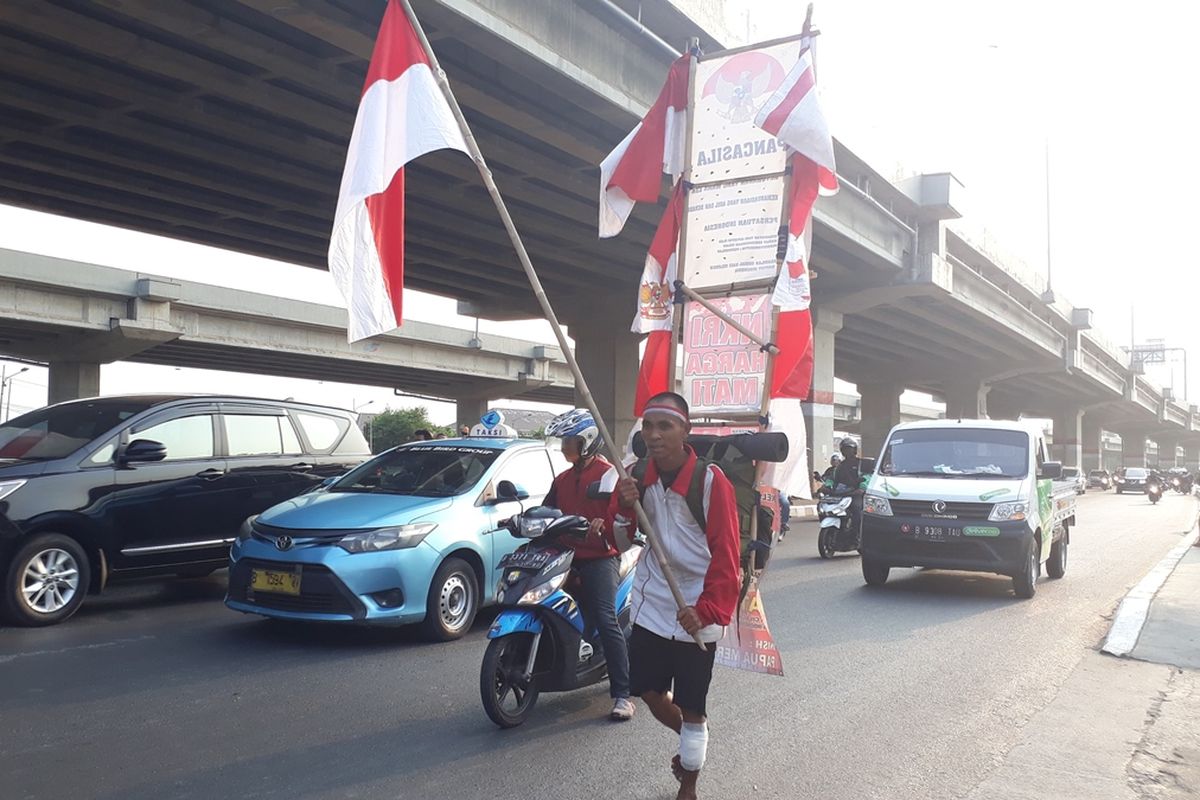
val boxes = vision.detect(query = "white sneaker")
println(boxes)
[578,641,594,663]
[610,697,635,721]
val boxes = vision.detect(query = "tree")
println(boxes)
[366,406,447,452]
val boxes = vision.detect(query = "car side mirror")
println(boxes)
[122,439,167,464]
[1040,461,1063,480]
[493,480,529,504]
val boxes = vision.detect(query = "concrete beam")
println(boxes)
[48,361,100,404]
[1050,407,1084,468]
[805,309,843,470]
[858,380,904,460]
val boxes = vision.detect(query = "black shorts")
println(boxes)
[628,625,717,717]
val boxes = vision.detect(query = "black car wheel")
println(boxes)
[4,533,91,626]
[480,633,540,728]
[420,557,478,641]
[862,558,889,586]
[1012,538,1039,599]
[1046,535,1067,579]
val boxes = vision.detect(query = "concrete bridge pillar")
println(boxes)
[571,298,639,448]
[1119,430,1148,468]
[858,380,904,460]
[1183,444,1200,473]
[455,397,489,434]
[1050,407,1083,468]
[1154,437,1181,469]
[804,309,843,471]
[48,361,100,404]
[944,379,989,420]
[1081,414,1104,473]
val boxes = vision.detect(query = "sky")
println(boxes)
[0,0,1194,419]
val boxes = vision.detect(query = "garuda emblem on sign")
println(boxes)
[638,280,672,321]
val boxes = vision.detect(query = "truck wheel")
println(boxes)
[1046,535,1067,579]
[420,557,479,641]
[1012,538,1039,599]
[862,558,889,586]
[4,534,91,626]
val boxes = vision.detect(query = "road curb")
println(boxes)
[788,501,817,521]
[1102,517,1200,658]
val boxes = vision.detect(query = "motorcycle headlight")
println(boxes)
[338,523,437,554]
[518,572,566,605]
[863,495,892,517]
[989,501,1027,522]
[236,515,258,543]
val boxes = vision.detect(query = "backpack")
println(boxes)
[630,432,788,573]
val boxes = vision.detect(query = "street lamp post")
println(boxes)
[0,366,30,422]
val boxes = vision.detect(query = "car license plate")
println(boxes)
[499,550,551,570]
[913,525,961,541]
[250,568,301,595]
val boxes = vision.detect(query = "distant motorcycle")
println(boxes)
[817,486,861,558]
[1148,479,1163,505]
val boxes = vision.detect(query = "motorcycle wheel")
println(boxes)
[817,527,835,559]
[480,634,541,728]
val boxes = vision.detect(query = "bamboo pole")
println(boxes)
[397,0,706,648]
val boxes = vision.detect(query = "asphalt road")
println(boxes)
[2,490,1196,800]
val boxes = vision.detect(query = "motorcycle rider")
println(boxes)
[543,409,635,722]
[825,440,865,533]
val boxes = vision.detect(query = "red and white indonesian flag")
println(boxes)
[632,184,684,414]
[754,47,836,178]
[599,55,690,239]
[329,0,468,342]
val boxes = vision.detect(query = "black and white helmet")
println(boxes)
[546,408,601,458]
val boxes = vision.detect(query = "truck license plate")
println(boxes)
[914,525,961,541]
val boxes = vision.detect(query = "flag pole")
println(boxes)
[396,0,707,649]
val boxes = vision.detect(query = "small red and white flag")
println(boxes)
[599,55,690,239]
[631,184,685,414]
[753,47,836,178]
[329,0,468,342]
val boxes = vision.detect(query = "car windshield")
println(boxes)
[878,428,1029,479]
[330,444,500,497]
[0,400,151,461]
[1126,468,1148,479]
[1089,471,1107,477]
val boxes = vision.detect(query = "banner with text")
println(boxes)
[682,293,771,416]
[689,37,805,185]
[683,176,785,289]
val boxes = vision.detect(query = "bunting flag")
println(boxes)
[328,0,468,342]
[599,55,690,239]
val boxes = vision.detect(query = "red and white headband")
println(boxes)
[642,403,689,424]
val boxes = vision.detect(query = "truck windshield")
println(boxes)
[879,428,1029,479]
[0,400,151,461]
[331,444,500,497]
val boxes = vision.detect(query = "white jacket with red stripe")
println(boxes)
[612,448,742,643]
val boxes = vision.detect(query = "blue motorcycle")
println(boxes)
[480,505,641,728]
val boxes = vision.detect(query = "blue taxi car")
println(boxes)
[225,434,565,639]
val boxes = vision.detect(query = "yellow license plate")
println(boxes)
[250,568,301,596]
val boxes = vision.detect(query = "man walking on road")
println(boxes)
[611,392,741,800]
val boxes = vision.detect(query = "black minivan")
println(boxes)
[0,395,371,626]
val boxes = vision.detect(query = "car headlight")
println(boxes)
[236,515,258,543]
[0,479,26,502]
[338,523,437,554]
[863,495,892,517]
[989,501,1027,522]
[518,572,566,605]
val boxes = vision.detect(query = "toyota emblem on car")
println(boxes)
[275,535,294,551]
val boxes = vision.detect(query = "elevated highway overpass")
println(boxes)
[0,248,573,427]
[0,0,1196,469]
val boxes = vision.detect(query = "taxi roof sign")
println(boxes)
[471,409,517,439]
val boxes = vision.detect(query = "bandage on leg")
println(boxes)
[678,721,709,772]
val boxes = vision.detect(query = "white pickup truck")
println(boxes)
[860,419,1077,598]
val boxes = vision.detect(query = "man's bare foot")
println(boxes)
[675,767,699,800]
[670,755,684,782]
